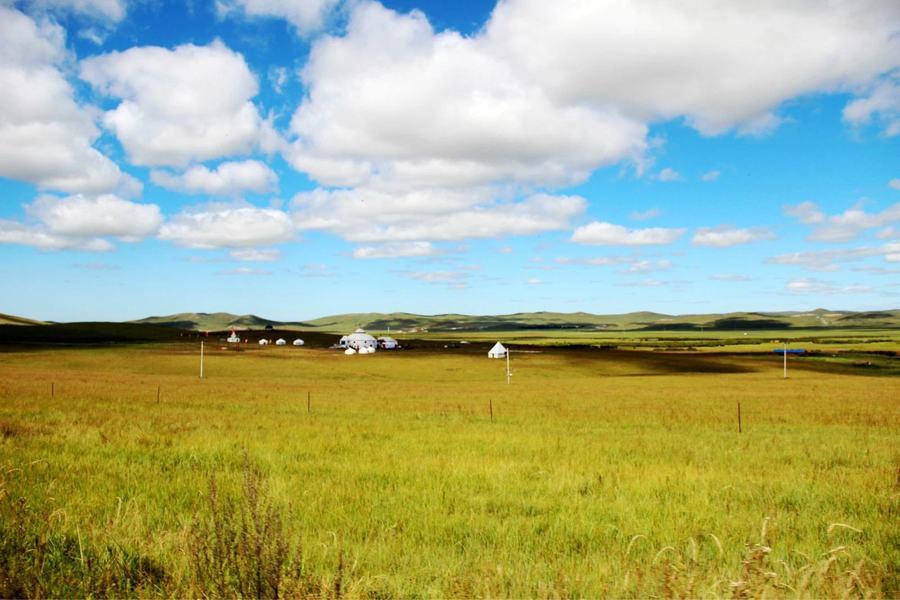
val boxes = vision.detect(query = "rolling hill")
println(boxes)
[0,312,46,326]
[130,308,900,333]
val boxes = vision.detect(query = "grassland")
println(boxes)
[1,341,898,597]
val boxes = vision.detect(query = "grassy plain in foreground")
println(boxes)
[0,343,898,597]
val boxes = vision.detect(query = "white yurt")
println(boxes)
[359,346,376,354]
[293,339,304,346]
[488,342,507,358]
[226,331,241,343]
[344,347,357,355]
[275,338,287,345]
[259,339,269,346]
[339,328,378,351]
[378,336,399,349]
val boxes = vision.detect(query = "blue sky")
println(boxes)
[1,0,899,322]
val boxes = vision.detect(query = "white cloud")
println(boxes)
[217,0,338,35]
[657,168,681,182]
[630,208,661,221]
[710,274,751,282]
[571,222,685,246]
[786,201,900,242]
[229,248,281,262]
[701,170,720,182]
[843,75,900,136]
[623,259,672,274]
[217,266,273,276]
[525,277,543,285]
[0,192,160,251]
[783,201,825,225]
[26,193,162,241]
[81,40,264,167]
[0,220,113,252]
[766,247,882,271]
[22,0,126,22]
[292,189,586,243]
[486,0,900,135]
[404,270,468,289]
[151,160,278,196]
[159,204,294,248]
[786,277,872,295]
[286,2,647,190]
[0,7,131,194]
[353,241,438,259]
[692,226,775,247]
[884,242,900,262]
[889,178,900,191]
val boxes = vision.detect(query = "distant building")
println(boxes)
[226,329,240,343]
[293,339,305,346]
[275,338,287,345]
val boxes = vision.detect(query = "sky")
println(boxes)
[1,0,899,322]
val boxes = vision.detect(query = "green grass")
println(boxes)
[1,344,898,597]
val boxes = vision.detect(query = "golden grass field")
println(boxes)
[1,342,898,597]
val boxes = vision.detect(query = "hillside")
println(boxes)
[132,308,900,333]
[0,312,46,326]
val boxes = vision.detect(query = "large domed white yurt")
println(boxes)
[275,338,287,345]
[339,328,378,351]
[293,339,304,346]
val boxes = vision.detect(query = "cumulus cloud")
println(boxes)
[786,277,872,295]
[0,193,161,251]
[657,168,681,182]
[630,208,661,221]
[286,2,647,190]
[486,0,900,135]
[26,193,162,241]
[404,270,468,289]
[151,160,278,196]
[159,204,294,248]
[81,40,264,167]
[785,201,900,242]
[623,259,672,274]
[692,226,775,247]
[889,178,900,190]
[229,248,281,262]
[766,247,882,271]
[22,0,126,22]
[701,170,720,182]
[843,75,900,136]
[352,241,438,259]
[0,7,131,194]
[571,222,685,246]
[292,189,586,243]
[217,0,338,35]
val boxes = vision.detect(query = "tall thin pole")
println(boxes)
[200,341,205,379]
[506,348,510,385]
[783,342,787,379]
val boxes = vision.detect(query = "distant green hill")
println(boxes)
[131,308,900,333]
[0,313,45,326]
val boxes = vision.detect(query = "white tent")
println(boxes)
[339,328,378,351]
[488,342,507,358]
[226,334,240,343]
[293,339,304,346]
[259,339,269,346]
[275,338,287,345]
[359,346,376,354]
[378,336,399,349]
[344,347,357,355]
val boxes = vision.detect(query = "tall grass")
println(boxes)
[0,344,897,596]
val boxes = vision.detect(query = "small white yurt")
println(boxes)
[344,347,357,355]
[488,342,507,358]
[340,328,378,351]
[227,333,241,343]
[275,338,287,345]
[259,339,269,346]
[359,346,376,355]
[293,339,304,346]
[378,336,399,349]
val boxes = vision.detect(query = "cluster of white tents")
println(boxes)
[257,338,305,346]
[338,328,399,355]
